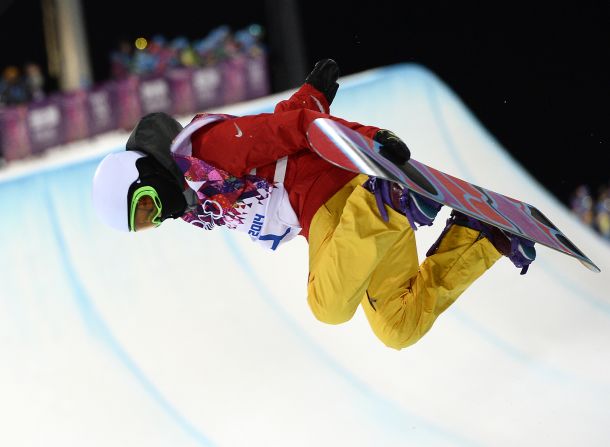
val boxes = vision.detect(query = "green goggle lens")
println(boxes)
[129,186,162,232]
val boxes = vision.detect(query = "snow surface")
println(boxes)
[1,64,609,447]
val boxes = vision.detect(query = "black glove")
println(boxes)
[305,58,340,105]
[374,129,411,165]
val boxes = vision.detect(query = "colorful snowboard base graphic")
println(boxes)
[307,118,600,273]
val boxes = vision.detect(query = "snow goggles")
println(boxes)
[129,186,163,232]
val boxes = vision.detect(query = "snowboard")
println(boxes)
[306,118,600,273]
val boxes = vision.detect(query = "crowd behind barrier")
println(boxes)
[0,63,45,106]
[0,25,270,164]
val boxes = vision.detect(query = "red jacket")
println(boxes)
[189,83,380,239]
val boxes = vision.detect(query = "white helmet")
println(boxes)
[91,151,146,232]
[92,113,187,232]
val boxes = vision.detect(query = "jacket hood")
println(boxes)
[126,112,184,185]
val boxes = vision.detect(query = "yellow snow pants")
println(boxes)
[307,175,501,350]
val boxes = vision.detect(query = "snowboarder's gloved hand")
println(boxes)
[374,129,411,165]
[305,58,340,105]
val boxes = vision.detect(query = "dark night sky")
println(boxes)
[1,0,608,205]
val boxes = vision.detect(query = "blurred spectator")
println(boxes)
[193,25,233,66]
[148,35,174,75]
[569,183,610,240]
[24,62,45,101]
[0,65,30,105]
[570,184,594,226]
[132,43,158,76]
[110,40,133,79]
[171,36,199,68]
[594,184,610,239]
[235,24,265,57]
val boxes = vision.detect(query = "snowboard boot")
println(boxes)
[427,210,536,274]
[363,177,442,229]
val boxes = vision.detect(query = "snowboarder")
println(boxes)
[92,59,535,350]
